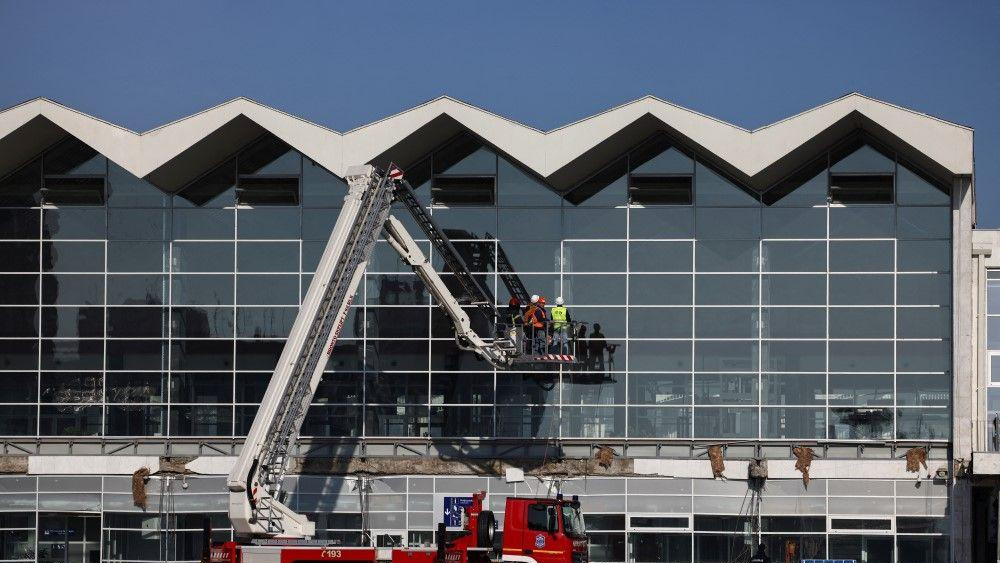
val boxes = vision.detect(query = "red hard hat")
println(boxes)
[538,296,546,304]
[509,297,520,306]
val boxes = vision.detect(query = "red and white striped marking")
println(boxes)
[540,354,575,361]
[388,166,404,180]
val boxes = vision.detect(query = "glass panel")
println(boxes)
[629,373,691,405]
[763,340,825,372]
[0,241,39,272]
[695,240,758,272]
[695,274,757,305]
[829,307,893,338]
[629,340,690,372]
[172,242,233,272]
[762,206,826,238]
[829,206,895,238]
[829,341,894,372]
[829,374,893,405]
[171,275,233,305]
[630,241,692,273]
[107,274,164,305]
[107,241,166,272]
[39,306,100,338]
[497,157,560,206]
[762,407,825,438]
[831,144,894,173]
[762,374,825,405]
[629,206,695,238]
[107,162,169,207]
[897,374,950,406]
[563,275,625,305]
[628,307,691,338]
[627,407,691,438]
[897,165,950,205]
[899,274,950,306]
[0,208,40,239]
[695,307,757,338]
[829,274,893,305]
[695,162,758,206]
[693,407,757,438]
[768,169,827,207]
[898,240,950,272]
[42,273,104,305]
[695,208,760,239]
[42,207,107,239]
[563,241,626,272]
[171,208,234,239]
[237,241,299,272]
[629,274,692,305]
[498,208,562,241]
[762,240,826,272]
[174,161,235,207]
[302,159,346,207]
[567,159,627,207]
[694,374,757,405]
[42,241,103,272]
[237,207,300,239]
[898,307,950,339]
[762,274,825,305]
[829,408,894,439]
[108,208,169,241]
[829,241,894,272]
[762,307,825,338]
[563,207,626,238]
[695,340,758,372]
[897,206,950,239]
[172,307,234,338]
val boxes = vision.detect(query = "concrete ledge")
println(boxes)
[27,455,160,475]
[972,452,1000,475]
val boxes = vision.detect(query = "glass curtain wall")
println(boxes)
[0,132,951,441]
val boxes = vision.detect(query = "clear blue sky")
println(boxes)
[1,1,998,224]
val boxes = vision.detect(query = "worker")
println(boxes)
[506,296,522,327]
[523,295,543,354]
[550,296,571,354]
[575,324,589,365]
[536,296,550,354]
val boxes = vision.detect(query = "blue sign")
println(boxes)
[534,534,546,548]
[443,496,474,527]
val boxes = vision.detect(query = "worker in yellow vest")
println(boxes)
[551,296,572,354]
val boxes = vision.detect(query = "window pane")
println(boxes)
[695,240,758,272]
[695,274,757,305]
[629,340,690,371]
[629,206,694,238]
[563,207,626,239]
[563,275,625,305]
[630,241,692,272]
[107,163,168,207]
[497,157,560,206]
[42,241,104,272]
[0,242,38,272]
[829,206,894,238]
[693,407,757,438]
[629,274,692,305]
[762,240,826,272]
[42,208,106,239]
[42,274,104,305]
[763,340,825,372]
[629,373,691,405]
[39,307,100,338]
[627,407,690,438]
[695,163,758,206]
[829,307,893,338]
[830,341,894,372]
[107,241,166,272]
[897,165,950,205]
[171,208,233,239]
[172,307,234,338]
[694,340,757,372]
[762,307,825,338]
[237,207,301,239]
[107,274,165,305]
[695,208,760,239]
[695,308,756,338]
[829,241,894,272]
[762,374,825,405]
[829,374,893,405]
[829,408,893,440]
[829,274,893,305]
[898,240,950,272]
[762,274,825,305]
[897,206,950,239]
[563,241,625,272]
[629,307,691,338]
[237,241,299,272]
[0,208,39,239]
[172,242,233,272]
[108,209,168,240]
[694,374,756,405]
[762,206,826,238]
[899,274,950,306]
[762,407,825,439]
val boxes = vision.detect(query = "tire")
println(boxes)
[476,510,496,548]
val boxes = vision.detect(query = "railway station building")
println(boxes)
[0,93,979,562]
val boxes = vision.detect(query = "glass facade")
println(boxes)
[0,131,953,562]
[0,133,952,442]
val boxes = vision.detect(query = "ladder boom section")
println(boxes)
[383,215,512,369]
[227,165,393,539]
[392,177,497,322]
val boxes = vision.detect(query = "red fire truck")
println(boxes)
[208,492,588,563]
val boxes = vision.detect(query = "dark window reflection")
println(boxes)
[39,405,102,436]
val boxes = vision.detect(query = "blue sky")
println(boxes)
[1,1,998,224]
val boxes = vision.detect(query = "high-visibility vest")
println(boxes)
[523,305,543,329]
[551,306,568,329]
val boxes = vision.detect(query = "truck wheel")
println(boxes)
[476,510,496,548]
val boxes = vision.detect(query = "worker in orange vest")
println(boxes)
[523,294,544,354]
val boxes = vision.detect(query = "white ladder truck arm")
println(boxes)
[227,164,519,540]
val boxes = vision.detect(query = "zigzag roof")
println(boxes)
[0,93,973,193]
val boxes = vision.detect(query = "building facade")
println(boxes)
[0,94,974,562]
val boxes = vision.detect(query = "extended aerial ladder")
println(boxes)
[227,164,561,540]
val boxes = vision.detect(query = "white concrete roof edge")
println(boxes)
[0,93,974,182]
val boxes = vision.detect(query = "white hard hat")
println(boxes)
[555,296,564,305]
[530,294,539,304]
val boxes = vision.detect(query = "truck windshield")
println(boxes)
[560,504,586,538]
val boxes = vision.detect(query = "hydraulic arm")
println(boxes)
[227,165,518,539]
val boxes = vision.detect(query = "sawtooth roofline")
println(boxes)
[0,93,974,192]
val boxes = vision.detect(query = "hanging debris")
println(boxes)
[707,445,725,479]
[132,467,151,510]
[905,447,928,473]
[793,446,815,487]
[748,457,768,480]
[593,445,616,469]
